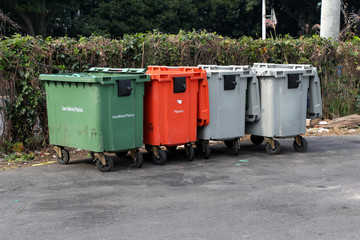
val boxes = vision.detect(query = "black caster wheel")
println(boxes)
[145,144,152,153]
[233,139,239,156]
[57,148,70,165]
[195,141,202,150]
[265,140,281,155]
[203,141,210,159]
[186,145,195,162]
[132,151,143,168]
[224,140,233,149]
[152,149,167,165]
[96,155,113,172]
[293,137,308,152]
[250,135,264,145]
[115,151,128,157]
[166,146,177,152]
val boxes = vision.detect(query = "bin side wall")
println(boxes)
[143,80,163,146]
[135,81,146,147]
[101,79,140,152]
[246,76,262,122]
[307,74,323,119]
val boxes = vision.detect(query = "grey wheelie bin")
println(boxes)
[197,65,260,158]
[246,63,322,155]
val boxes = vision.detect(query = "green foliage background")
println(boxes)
[1,31,360,149]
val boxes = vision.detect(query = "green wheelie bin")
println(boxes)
[39,68,149,171]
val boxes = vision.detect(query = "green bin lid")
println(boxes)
[39,70,149,84]
[87,67,146,74]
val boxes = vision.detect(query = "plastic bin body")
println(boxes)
[40,70,149,152]
[246,65,311,138]
[197,65,253,140]
[144,66,209,146]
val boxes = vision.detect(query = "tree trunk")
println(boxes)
[38,14,47,38]
[38,0,47,38]
[16,10,35,36]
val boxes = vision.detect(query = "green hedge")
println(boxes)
[1,31,360,149]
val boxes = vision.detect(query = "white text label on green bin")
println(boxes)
[62,106,84,113]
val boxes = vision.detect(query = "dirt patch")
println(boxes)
[0,148,91,171]
[305,115,360,136]
[1,117,359,171]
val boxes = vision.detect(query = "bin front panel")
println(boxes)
[168,76,198,145]
[144,76,199,146]
[245,70,309,137]
[45,81,104,151]
[253,63,322,120]
[197,71,247,140]
[144,66,207,146]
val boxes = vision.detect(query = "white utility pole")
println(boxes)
[262,0,266,40]
[320,0,341,39]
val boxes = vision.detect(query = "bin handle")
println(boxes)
[71,73,88,77]
[259,70,268,76]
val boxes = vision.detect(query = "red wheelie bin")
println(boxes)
[144,66,209,164]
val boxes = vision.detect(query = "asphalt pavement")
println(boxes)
[1,135,360,240]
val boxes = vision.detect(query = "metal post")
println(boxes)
[320,0,341,39]
[262,0,266,40]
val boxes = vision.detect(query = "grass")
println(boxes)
[5,152,34,163]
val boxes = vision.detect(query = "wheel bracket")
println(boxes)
[295,135,301,146]
[130,149,136,159]
[152,146,160,159]
[185,142,193,154]
[233,138,239,150]
[54,146,62,158]
[265,138,275,149]
[94,153,106,166]
[202,140,208,153]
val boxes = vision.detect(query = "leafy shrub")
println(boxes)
[1,31,359,150]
